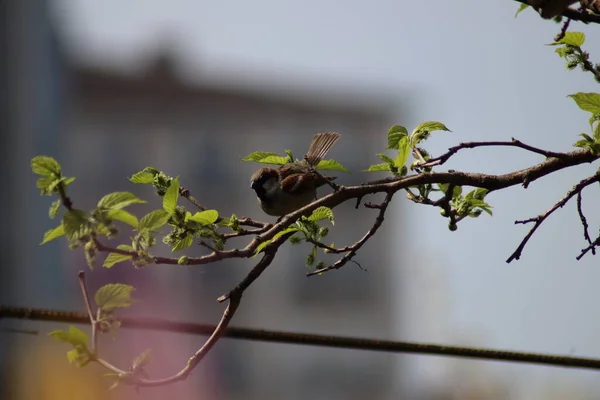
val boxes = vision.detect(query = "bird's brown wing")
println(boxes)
[304,132,341,167]
[280,173,319,195]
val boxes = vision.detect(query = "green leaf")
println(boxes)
[580,133,594,143]
[479,207,493,216]
[440,184,462,198]
[471,188,489,201]
[67,349,81,363]
[453,185,463,198]
[568,93,600,114]
[186,210,219,225]
[306,245,317,266]
[129,171,155,184]
[315,159,350,173]
[40,224,65,245]
[464,188,488,202]
[139,210,171,231]
[588,142,600,155]
[36,176,56,195]
[387,125,409,150]
[555,46,569,58]
[255,155,289,165]
[98,192,146,210]
[102,245,134,268]
[395,136,411,168]
[219,214,239,228]
[515,3,529,17]
[254,227,299,255]
[364,163,391,172]
[377,153,395,166]
[411,121,451,146]
[31,156,61,177]
[469,199,491,208]
[106,209,139,228]
[574,139,591,148]
[132,349,153,371]
[254,240,271,255]
[163,178,180,214]
[63,209,90,241]
[49,199,61,219]
[557,32,585,47]
[284,149,294,163]
[36,176,73,196]
[95,283,136,312]
[172,234,194,251]
[413,121,451,133]
[307,206,334,223]
[49,326,88,347]
[241,151,280,162]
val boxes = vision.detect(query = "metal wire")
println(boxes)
[2,304,600,370]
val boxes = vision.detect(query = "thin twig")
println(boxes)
[578,48,600,82]
[77,271,98,354]
[6,304,600,371]
[57,183,73,211]
[419,138,567,168]
[222,226,270,240]
[554,17,572,42]
[179,186,268,229]
[576,191,595,255]
[137,294,241,387]
[199,241,218,252]
[218,242,283,303]
[306,239,349,254]
[308,192,394,276]
[514,0,600,23]
[507,172,600,263]
[577,236,600,260]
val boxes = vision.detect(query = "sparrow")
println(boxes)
[250,132,341,216]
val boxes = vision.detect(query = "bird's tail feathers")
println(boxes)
[304,132,341,166]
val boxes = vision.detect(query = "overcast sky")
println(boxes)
[50,0,600,396]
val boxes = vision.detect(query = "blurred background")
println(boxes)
[1,0,600,399]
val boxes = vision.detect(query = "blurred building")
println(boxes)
[2,1,406,399]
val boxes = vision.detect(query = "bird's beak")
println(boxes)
[250,180,258,190]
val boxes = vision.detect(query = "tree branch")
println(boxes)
[180,186,269,229]
[135,293,241,387]
[419,138,568,169]
[515,0,600,23]
[91,148,598,268]
[77,271,97,354]
[308,193,394,276]
[45,141,600,388]
[507,170,600,263]
[576,190,596,255]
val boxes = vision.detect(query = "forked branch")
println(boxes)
[507,171,600,263]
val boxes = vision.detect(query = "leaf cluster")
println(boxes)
[254,206,335,268]
[242,149,350,173]
[552,32,600,83]
[365,122,450,176]
[569,92,600,154]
